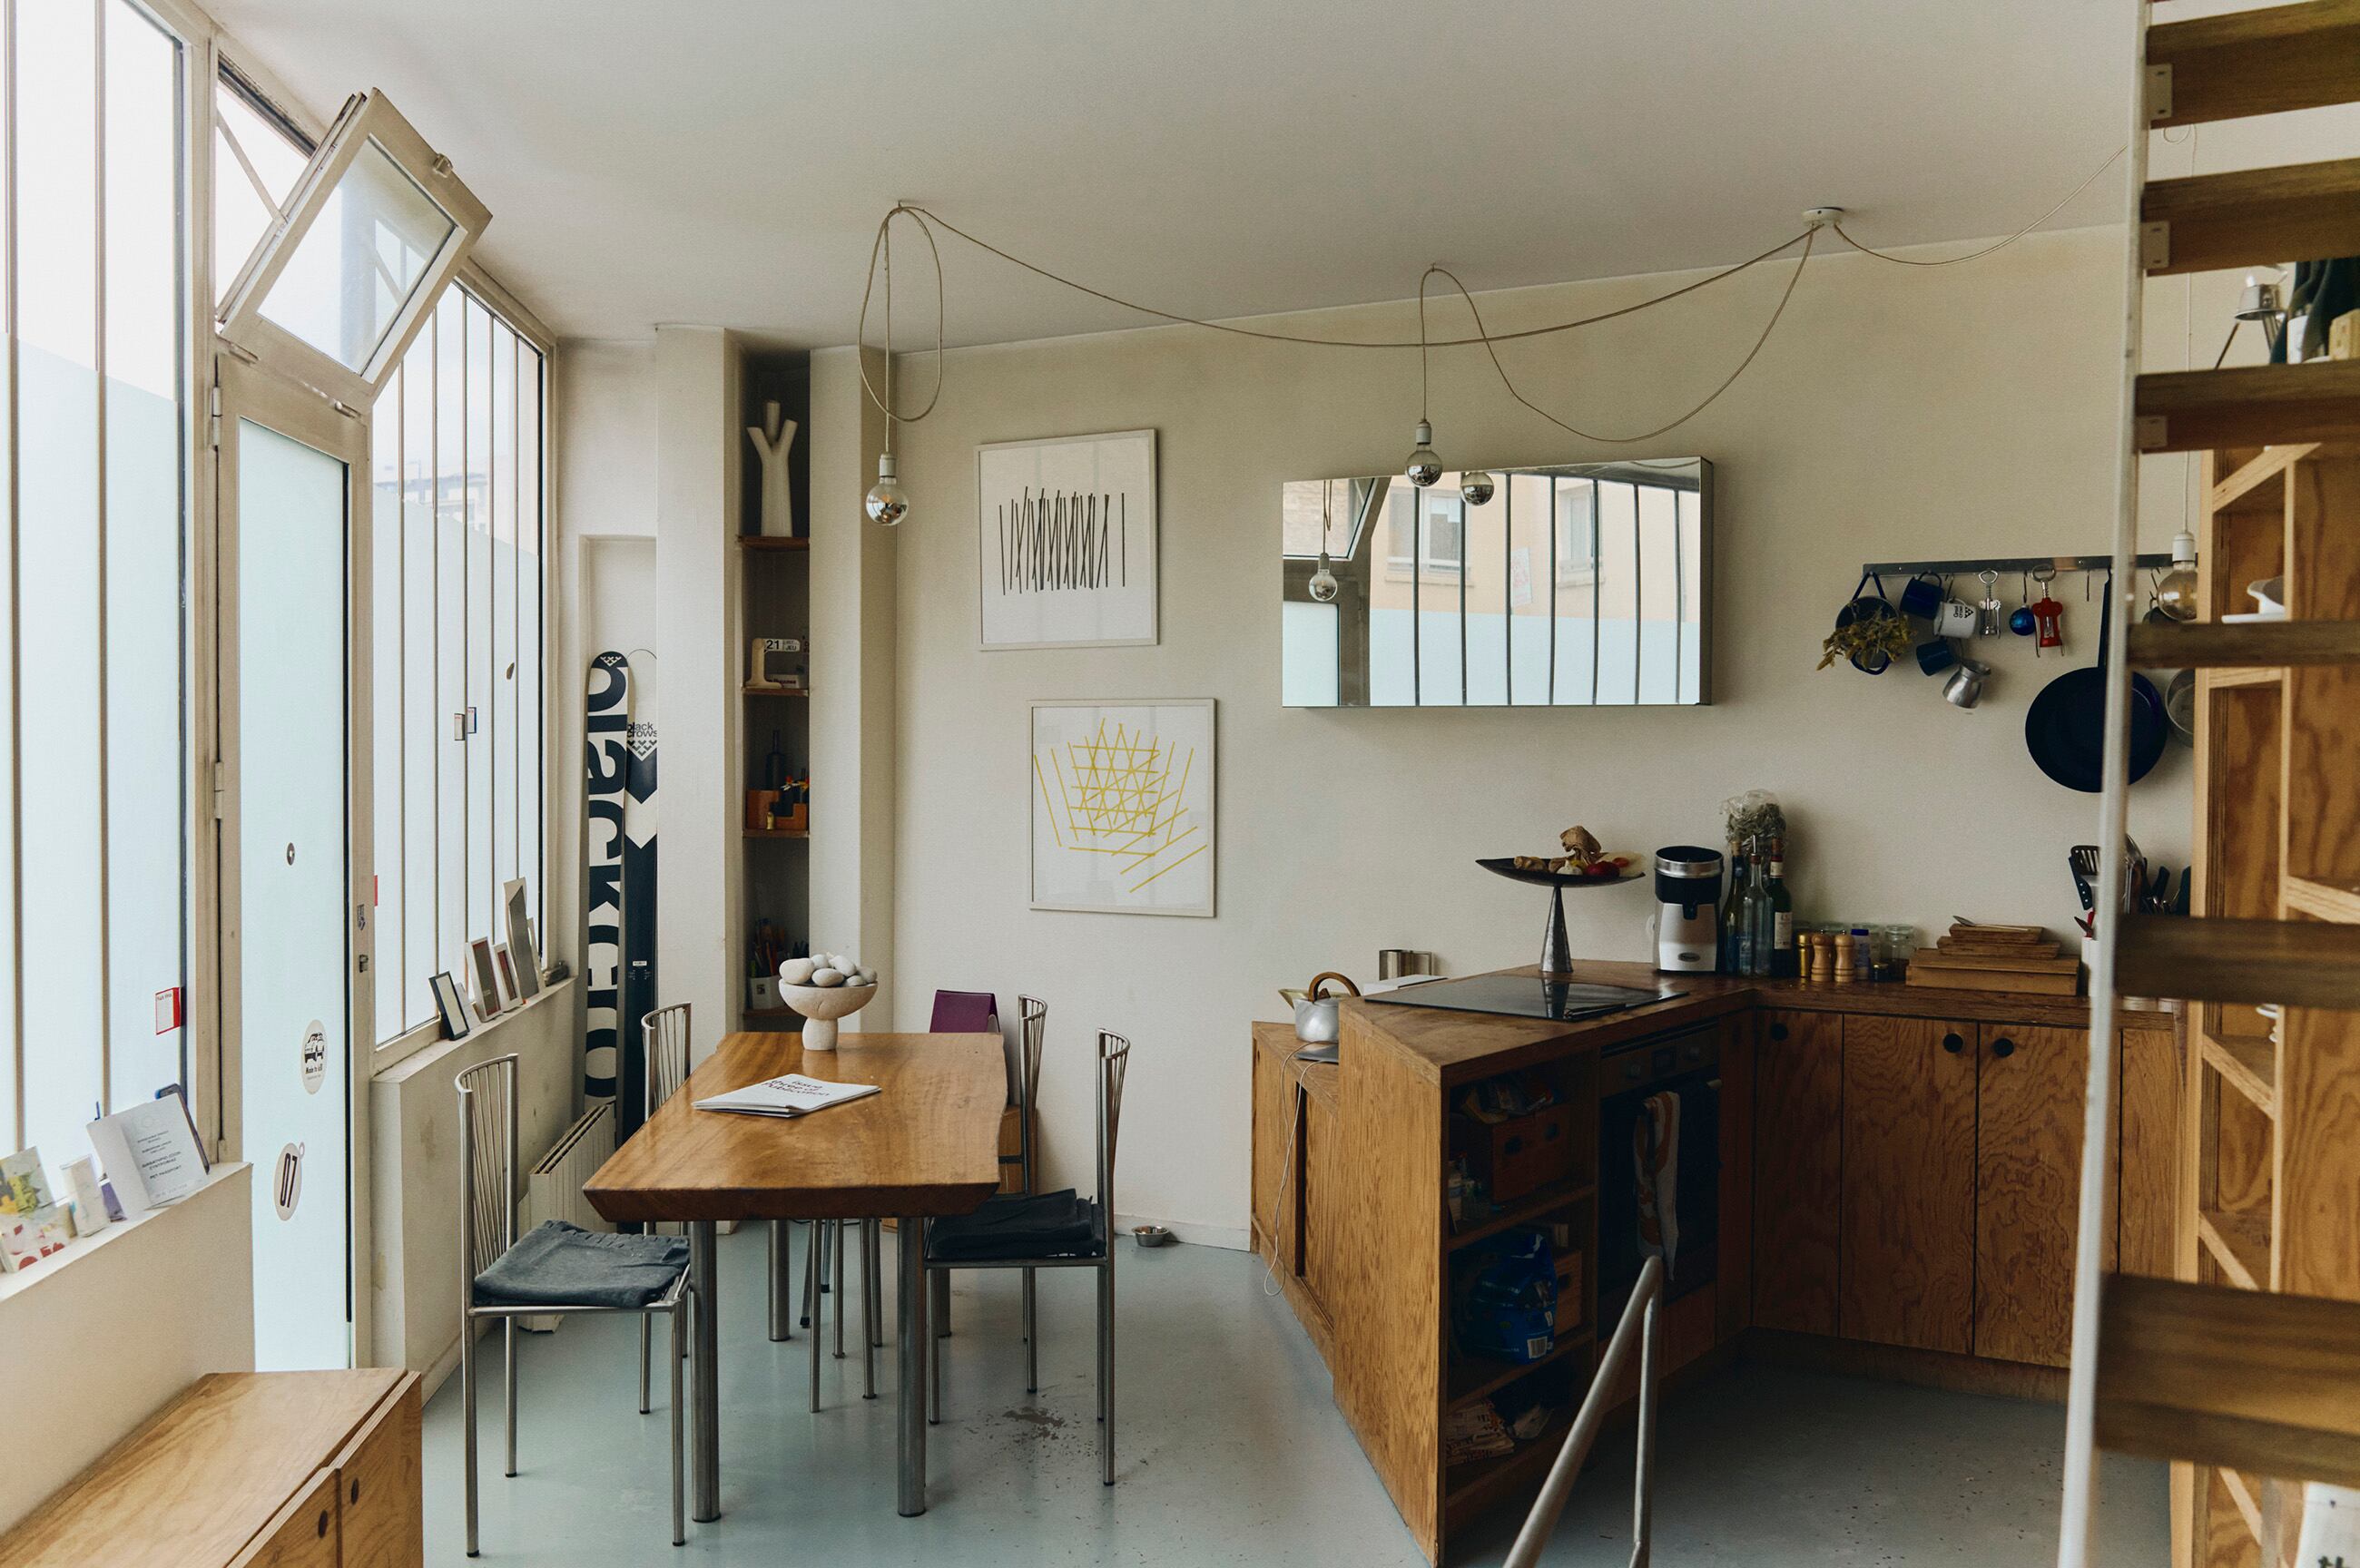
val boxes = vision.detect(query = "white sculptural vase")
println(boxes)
[778,980,876,1052]
[747,400,801,538]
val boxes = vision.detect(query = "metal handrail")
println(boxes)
[1503,1254,1665,1568]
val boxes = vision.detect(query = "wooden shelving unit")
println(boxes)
[735,353,811,1033]
[1444,1180,1595,1255]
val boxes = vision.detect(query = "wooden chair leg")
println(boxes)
[463,1317,480,1557]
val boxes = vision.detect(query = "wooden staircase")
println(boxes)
[2062,7,2360,1568]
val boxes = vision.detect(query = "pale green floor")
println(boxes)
[427,1226,2168,1565]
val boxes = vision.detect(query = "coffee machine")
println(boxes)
[1653,846,1725,972]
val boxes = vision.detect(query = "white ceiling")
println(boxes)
[202,0,2133,347]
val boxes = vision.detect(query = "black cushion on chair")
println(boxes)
[473,1220,690,1308]
[927,1189,1105,1262]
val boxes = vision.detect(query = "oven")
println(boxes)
[1596,1024,1720,1328]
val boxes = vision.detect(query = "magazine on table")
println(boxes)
[693,1073,880,1119]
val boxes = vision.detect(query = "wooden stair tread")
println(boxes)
[2136,360,2360,453]
[2148,0,2360,126]
[2198,1207,2270,1289]
[2115,913,2360,1009]
[2096,1274,2360,1486]
[2201,1034,2278,1118]
[2127,618,2360,669]
[2286,873,2360,925]
[2141,157,2360,276]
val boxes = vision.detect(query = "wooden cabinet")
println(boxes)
[1841,1015,1977,1353]
[1974,1024,2091,1367]
[1302,1086,1350,1313]
[1753,1008,1843,1336]
[0,1371,421,1568]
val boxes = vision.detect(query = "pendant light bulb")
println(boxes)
[1405,420,1441,488]
[1460,470,1495,506]
[1308,553,1340,603]
[2156,524,2200,622]
[865,450,910,527]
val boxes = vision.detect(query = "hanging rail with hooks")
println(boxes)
[1859,554,2173,579]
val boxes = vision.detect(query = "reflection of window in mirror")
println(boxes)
[1554,478,1598,586]
[1385,488,1416,573]
[1421,489,1463,572]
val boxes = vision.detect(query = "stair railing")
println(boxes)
[1503,1252,1665,1568]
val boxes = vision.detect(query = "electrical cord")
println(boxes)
[1259,1058,1318,1299]
[1828,145,2124,267]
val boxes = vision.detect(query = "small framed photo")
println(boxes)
[495,944,521,1008]
[502,878,541,1002]
[429,973,472,1041]
[467,938,502,1019]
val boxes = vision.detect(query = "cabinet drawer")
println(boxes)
[330,1380,421,1568]
[228,1468,339,1568]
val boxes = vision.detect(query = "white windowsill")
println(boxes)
[370,975,575,1086]
[0,1161,250,1308]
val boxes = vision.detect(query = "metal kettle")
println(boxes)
[1292,972,1360,1044]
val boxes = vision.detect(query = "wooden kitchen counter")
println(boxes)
[1250,963,2182,1564]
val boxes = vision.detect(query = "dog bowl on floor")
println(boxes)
[1131,1224,1175,1249]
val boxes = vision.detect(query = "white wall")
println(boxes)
[884,226,2195,1241]
[0,1165,253,1529]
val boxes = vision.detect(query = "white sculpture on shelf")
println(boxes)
[747,400,800,538]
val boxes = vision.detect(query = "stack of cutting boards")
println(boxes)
[1903,921,2082,995]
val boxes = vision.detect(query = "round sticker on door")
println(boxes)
[273,1142,306,1220]
[300,1021,328,1093]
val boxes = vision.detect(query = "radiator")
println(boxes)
[516,1102,615,1331]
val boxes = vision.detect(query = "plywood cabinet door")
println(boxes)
[331,1381,421,1568]
[1840,1015,1976,1353]
[227,1469,339,1568]
[1974,1024,2090,1367]
[1251,1044,1301,1274]
[1754,1009,1843,1336]
[1302,1090,1348,1312]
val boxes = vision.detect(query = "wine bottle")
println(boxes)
[1767,842,1795,978]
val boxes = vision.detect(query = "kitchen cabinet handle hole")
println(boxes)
[316,1510,329,1538]
[1768,1022,1789,1042]
[1942,1033,1964,1054]
[1992,1036,2016,1058]
[349,1478,361,1504]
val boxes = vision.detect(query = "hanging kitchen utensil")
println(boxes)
[2029,568,2065,653]
[2163,667,2196,746]
[2009,571,2039,636]
[2024,582,2166,792]
[1975,570,2002,637]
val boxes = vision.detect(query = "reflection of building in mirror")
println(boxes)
[1280,460,1712,709]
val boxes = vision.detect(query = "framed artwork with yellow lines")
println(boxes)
[1029,698,1214,916]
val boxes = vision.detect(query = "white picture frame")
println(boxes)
[978,429,1157,650]
[1029,698,1214,916]
[502,877,541,1002]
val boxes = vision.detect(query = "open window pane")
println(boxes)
[218,90,489,406]
[258,139,451,376]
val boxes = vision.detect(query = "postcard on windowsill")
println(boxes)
[86,1099,209,1215]
[694,1074,880,1119]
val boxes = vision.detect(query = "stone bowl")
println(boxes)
[777,979,878,1052]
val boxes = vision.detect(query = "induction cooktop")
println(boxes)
[1368,973,1681,1024]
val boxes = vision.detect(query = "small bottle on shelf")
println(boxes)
[1766,841,1795,978]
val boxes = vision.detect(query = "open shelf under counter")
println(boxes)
[1447,1328,1594,1412]
[1446,1180,1594,1255]
[1442,1405,1577,1531]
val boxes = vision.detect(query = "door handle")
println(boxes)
[1942,1033,1964,1054]
[1991,1036,2016,1059]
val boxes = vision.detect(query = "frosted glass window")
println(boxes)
[257,138,454,376]
[4,0,189,1150]
[369,287,548,1048]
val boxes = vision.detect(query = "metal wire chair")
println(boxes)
[457,1054,693,1553]
[925,1026,1129,1485]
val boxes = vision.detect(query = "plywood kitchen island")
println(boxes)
[1249,961,2181,1564]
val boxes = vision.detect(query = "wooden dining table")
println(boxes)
[584,1031,1005,1522]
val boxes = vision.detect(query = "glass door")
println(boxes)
[216,354,373,1371]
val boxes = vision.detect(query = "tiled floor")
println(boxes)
[426,1225,2168,1564]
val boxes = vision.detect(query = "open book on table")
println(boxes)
[693,1073,880,1119]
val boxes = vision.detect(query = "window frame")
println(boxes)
[214,87,490,409]
[83,0,559,1143]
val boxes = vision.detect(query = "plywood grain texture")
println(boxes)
[2120,1026,2186,1279]
[1973,1025,2088,1367]
[1839,1014,1975,1353]
[1753,1010,1843,1338]
[585,1033,1005,1222]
